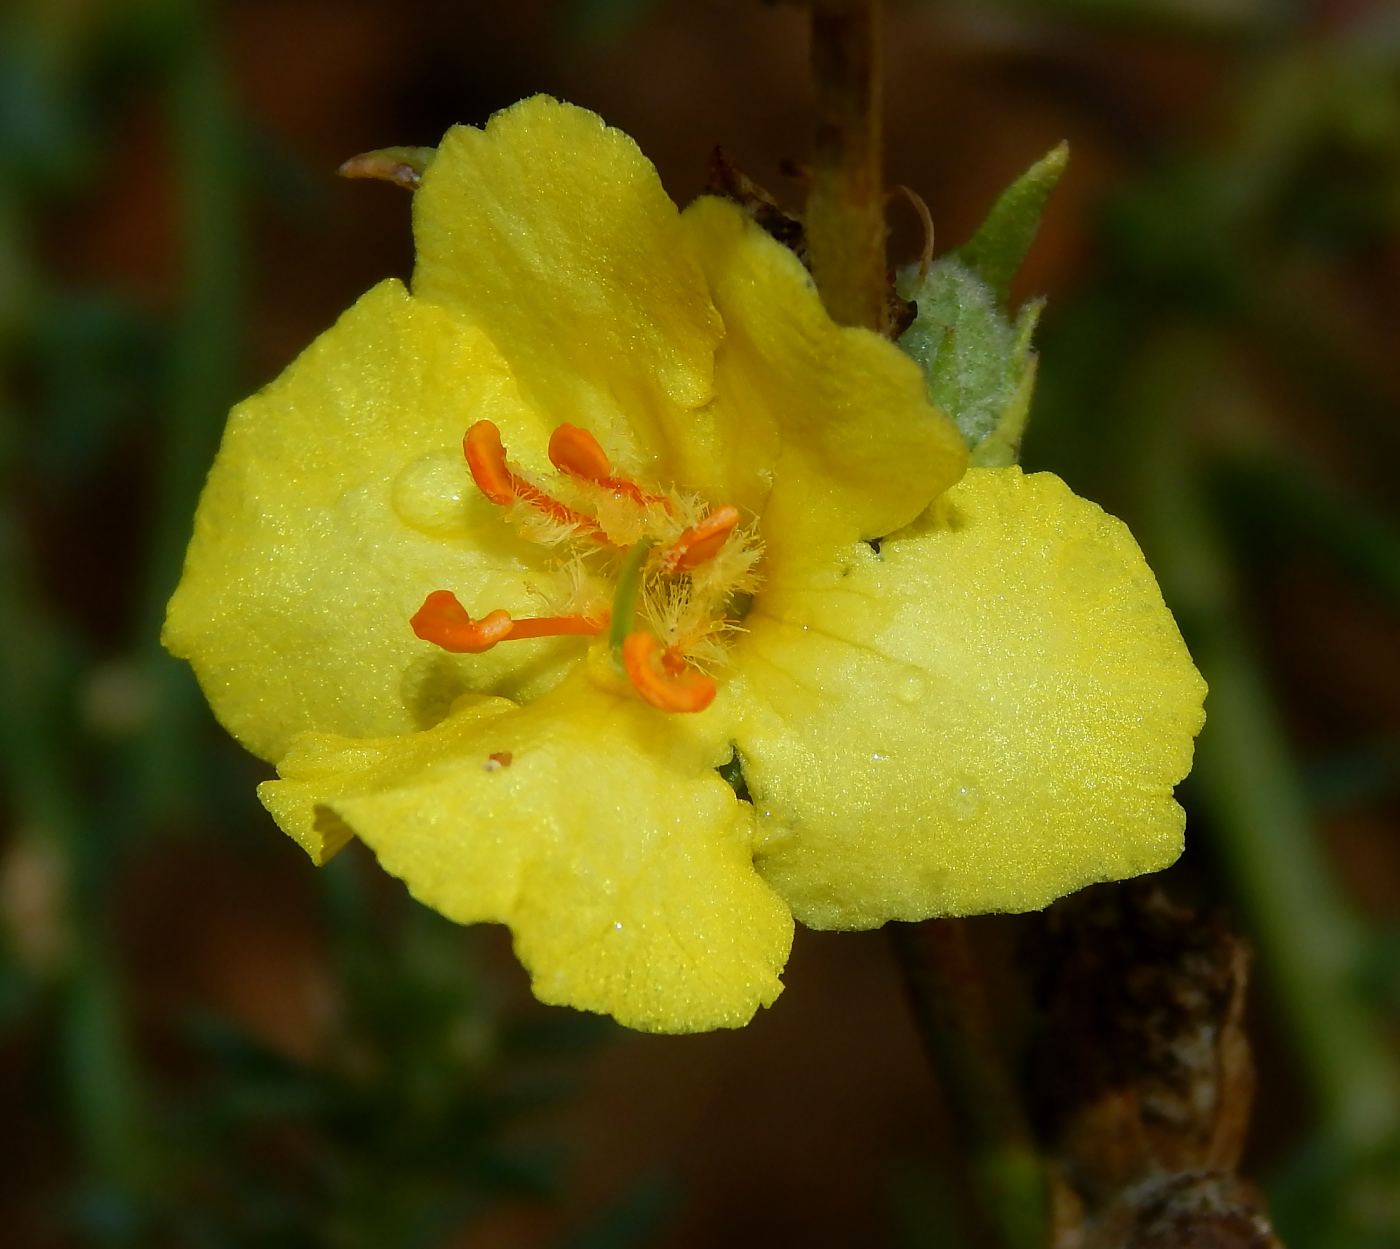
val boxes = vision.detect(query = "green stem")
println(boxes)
[888,921,1049,1249]
[608,538,656,656]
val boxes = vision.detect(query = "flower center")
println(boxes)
[410,421,761,714]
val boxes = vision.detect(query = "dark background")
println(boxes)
[3,0,1399,1245]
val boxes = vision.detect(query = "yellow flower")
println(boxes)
[163,96,1206,1034]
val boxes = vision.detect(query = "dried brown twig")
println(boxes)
[1027,885,1285,1249]
[804,0,889,333]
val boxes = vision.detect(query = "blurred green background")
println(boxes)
[2,0,1399,1245]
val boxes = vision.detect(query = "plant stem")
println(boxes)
[806,0,888,333]
[889,921,1049,1249]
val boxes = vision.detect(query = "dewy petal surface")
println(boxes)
[729,467,1207,928]
[260,673,793,1034]
[682,195,968,542]
[164,279,583,765]
[412,96,725,488]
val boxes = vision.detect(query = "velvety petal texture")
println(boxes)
[164,280,588,764]
[412,96,723,484]
[682,196,967,553]
[165,93,1207,1034]
[732,467,1207,928]
[261,674,791,1034]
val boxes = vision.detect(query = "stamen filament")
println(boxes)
[662,505,742,574]
[412,590,604,654]
[504,615,607,640]
[622,632,717,713]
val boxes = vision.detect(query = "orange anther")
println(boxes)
[622,632,717,714]
[412,591,513,653]
[464,421,515,506]
[661,504,742,575]
[463,420,608,540]
[412,591,605,654]
[549,424,613,480]
[548,423,670,509]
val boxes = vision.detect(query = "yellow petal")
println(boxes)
[681,195,968,548]
[412,96,724,487]
[163,279,588,765]
[260,672,793,1034]
[726,467,1207,928]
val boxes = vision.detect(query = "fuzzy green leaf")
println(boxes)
[895,146,1066,466]
[953,142,1068,304]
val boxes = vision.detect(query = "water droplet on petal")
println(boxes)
[392,449,482,537]
[893,668,927,704]
[950,782,983,819]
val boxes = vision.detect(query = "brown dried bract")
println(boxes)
[706,147,807,261]
[886,287,917,338]
[1025,884,1284,1249]
[337,146,437,191]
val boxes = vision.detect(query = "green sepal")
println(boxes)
[953,142,1068,304]
[895,146,1066,467]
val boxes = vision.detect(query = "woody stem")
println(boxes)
[888,920,1050,1249]
[806,0,888,333]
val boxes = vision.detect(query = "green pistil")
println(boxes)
[608,538,655,660]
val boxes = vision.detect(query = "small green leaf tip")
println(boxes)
[953,142,1068,305]
[895,145,1067,466]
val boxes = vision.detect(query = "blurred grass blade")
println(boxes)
[554,0,660,46]
[1216,453,1400,614]
[554,1171,676,1249]
[135,0,246,824]
[1132,332,1400,1157]
[146,0,245,628]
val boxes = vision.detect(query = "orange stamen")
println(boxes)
[548,423,612,480]
[463,420,607,539]
[548,423,669,509]
[464,421,515,506]
[661,504,742,574]
[502,614,608,640]
[622,632,717,714]
[412,590,604,654]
